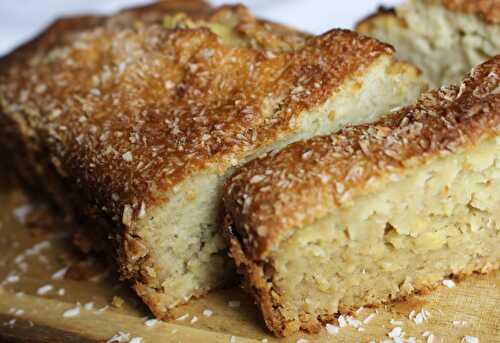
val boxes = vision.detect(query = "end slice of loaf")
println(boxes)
[0,4,426,318]
[357,0,500,88]
[224,56,500,337]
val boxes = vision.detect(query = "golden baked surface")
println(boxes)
[224,55,500,259]
[442,0,500,24]
[0,4,393,226]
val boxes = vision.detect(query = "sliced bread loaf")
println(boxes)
[0,4,425,318]
[224,56,500,336]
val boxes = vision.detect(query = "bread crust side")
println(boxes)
[224,217,302,336]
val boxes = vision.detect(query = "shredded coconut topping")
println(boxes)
[442,279,456,288]
[62,304,81,318]
[202,309,213,317]
[325,323,339,335]
[36,284,54,295]
[144,318,158,327]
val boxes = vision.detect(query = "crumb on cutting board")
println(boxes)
[111,296,124,308]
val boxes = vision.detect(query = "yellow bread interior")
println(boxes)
[132,56,426,314]
[266,137,500,328]
[357,0,500,87]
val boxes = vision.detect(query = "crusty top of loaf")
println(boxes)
[0,3,393,227]
[224,55,500,260]
[442,0,500,24]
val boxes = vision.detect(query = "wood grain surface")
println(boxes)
[0,175,498,343]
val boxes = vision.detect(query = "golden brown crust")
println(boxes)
[442,0,500,24]
[0,0,213,201]
[0,3,216,222]
[0,7,391,228]
[224,55,500,260]
[225,220,296,335]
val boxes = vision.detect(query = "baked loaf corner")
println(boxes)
[357,0,500,88]
[224,55,500,336]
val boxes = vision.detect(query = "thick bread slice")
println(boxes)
[357,0,500,88]
[0,4,425,318]
[224,56,500,336]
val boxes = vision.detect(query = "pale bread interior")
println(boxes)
[132,55,426,313]
[266,137,500,327]
[357,0,500,88]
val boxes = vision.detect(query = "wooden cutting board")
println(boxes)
[0,175,498,343]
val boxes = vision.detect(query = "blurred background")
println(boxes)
[0,0,400,56]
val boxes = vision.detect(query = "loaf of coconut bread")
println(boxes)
[357,0,500,88]
[0,1,426,319]
[224,55,500,336]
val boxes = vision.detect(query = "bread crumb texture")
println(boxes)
[224,56,500,336]
[357,0,500,87]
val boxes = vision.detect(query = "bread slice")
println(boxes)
[224,56,500,336]
[0,4,426,319]
[357,0,500,88]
